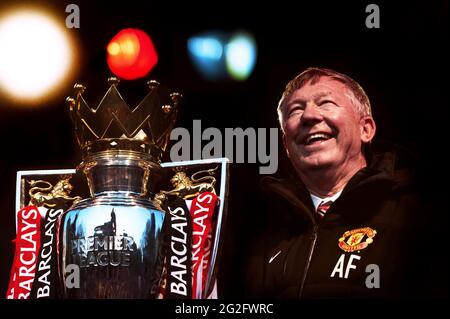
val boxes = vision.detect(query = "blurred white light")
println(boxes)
[0,11,72,101]
[225,32,257,81]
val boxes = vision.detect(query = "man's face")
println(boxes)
[282,77,373,174]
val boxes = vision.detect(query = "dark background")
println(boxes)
[0,0,448,298]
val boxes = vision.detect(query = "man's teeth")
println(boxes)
[305,133,332,145]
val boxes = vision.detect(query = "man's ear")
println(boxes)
[360,116,376,143]
[282,133,291,159]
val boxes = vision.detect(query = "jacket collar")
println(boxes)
[261,147,408,222]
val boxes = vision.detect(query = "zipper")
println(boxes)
[298,223,318,298]
[262,178,324,298]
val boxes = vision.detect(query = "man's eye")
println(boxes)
[319,100,335,106]
[288,106,303,116]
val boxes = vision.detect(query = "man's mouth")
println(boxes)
[302,132,334,145]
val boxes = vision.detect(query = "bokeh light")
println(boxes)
[0,10,73,102]
[225,32,257,81]
[188,30,257,81]
[107,28,158,80]
[187,32,227,81]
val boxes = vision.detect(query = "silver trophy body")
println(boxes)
[59,151,165,298]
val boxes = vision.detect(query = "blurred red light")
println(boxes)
[107,28,158,80]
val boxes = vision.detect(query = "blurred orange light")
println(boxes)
[107,28,158,80]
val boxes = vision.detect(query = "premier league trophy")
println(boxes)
[59,77,180,298]
[9,77,228,300]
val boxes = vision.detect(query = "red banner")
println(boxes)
[190,192,218,298]
[6,206,42,299]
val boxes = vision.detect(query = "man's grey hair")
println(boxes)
[277,67,372,132]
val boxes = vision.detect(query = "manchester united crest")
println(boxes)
[338,227,377,252]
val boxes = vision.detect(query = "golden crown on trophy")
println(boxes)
[66,77,182,162]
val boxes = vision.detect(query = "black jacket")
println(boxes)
[244,147,446,298]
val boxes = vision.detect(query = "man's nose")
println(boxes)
[301,102,323,125]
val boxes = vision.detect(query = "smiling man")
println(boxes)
[280,70,375,198]
[244,68,443,298]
